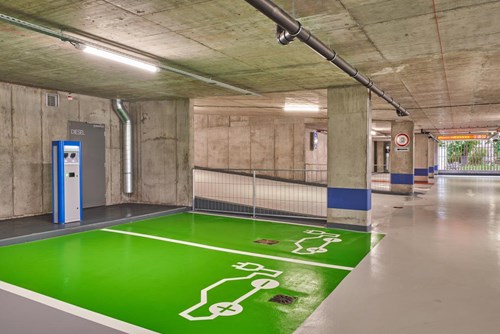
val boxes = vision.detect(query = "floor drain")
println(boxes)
[269,294,297,305]
[254,239,279,245]
[393,206,404,209]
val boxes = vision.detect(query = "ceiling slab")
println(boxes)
[0,0,498,133]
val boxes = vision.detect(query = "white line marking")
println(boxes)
[292,230,342,255]
[180,262,282,321]
[101,228,353,271]
[189,211,372,234]
[0,280,159,334]
[190,211,322,228]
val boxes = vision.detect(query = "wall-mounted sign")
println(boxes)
[310,131,319,150]
[437,134,489,141]
[395,133,410,147]
[395,147,409,152]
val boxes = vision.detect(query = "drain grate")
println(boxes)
[393,206,404,209]
[254,239,279,245]
[269,294,297,305]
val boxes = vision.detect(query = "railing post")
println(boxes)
[192,168,196,211]
[252,170,256,218]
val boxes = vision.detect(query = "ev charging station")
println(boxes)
[52,141,82,224]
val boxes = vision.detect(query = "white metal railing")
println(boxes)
[192,168,400,219]
[305,164,327,184]
[371,172,390,192]
[438,140,500,173]
[193,168,327,219]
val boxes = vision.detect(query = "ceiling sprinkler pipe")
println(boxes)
[246,0,410,117]
[276,25,301,45]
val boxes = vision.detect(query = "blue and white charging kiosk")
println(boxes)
[52,141,82,224]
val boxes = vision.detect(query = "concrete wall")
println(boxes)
[304,129,327,169]
[130,99,193,206]
[0,82,123,220]
[194,115,305,178]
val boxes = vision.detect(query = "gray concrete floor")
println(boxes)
[0,289,123,334]
[0,204,185,246]
[1,176,499,333]
[296,176,500,334]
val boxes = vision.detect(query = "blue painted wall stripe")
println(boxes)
[328,188,371,211]
[428,166,435,173]
[391,173,414,185]
[414,168,429,176]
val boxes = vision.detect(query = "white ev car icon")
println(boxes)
[292,230,342,255]
[179,262,282,321]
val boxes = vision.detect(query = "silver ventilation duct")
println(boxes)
[112,99,133,194]
[245,0,410,117]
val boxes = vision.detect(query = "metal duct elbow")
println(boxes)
[112,99,133,194]
[396,107,410,117]
[276,25,297,45]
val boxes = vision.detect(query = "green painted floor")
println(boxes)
[0,212,383,334]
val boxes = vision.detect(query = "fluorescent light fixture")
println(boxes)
[283,104,320,112]
[82,46,159,72]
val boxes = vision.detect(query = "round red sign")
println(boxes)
[395,133,410,147]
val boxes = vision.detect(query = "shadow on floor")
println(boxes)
[0,203,187,246]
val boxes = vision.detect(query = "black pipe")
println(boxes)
[245,0,410,117]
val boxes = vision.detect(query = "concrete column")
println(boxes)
[131,98,193,206]
[390,121,414,193]
[428,138,435,178]
[414,134,429,182]
[434,141,439,175]
[376,141,385,172]
[327,86,372,232]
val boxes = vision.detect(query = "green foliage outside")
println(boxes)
[445,141,477,164]
[441,140,500,170]
[469,147,486,165]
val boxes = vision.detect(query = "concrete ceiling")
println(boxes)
[0,0,500,134]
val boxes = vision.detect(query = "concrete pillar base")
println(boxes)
[414,175,428,182]
[327,208,371,228]
[327,86,372,231]
[327,220,372,232]
[390,183,414,194]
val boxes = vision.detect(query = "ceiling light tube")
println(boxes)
[82,45,159,72]
[283,104,320,112]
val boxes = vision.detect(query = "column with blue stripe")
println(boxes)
[434,140,439,175]
[414,133,429,183]
[327,86,372,232]
[390,121,414,193]
[428,137,435,178]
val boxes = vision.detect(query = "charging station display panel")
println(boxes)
[52,141,82,224]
